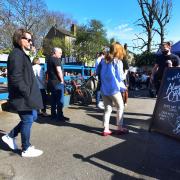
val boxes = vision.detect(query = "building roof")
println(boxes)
[47,26,75,38]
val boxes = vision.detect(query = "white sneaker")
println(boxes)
[2,134,18,150]
[97,101,105,110]
[22,146,43,157]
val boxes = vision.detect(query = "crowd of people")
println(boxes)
[1,28,180,158]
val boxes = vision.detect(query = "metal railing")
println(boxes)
[0,61,95,100]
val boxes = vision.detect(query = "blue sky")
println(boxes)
[45,0,180,52]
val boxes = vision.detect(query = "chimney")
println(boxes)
[71,24,77,37]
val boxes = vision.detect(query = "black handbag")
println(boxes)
[96,61,102,91]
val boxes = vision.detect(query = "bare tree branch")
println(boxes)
[136,0,156,52]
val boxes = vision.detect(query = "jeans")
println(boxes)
[40,89,47,112]
[96,90,101,105]
[9,110,37,151]
[50,83,64,119]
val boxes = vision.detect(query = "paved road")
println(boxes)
[0,90,180,180]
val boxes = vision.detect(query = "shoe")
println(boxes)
[22,146,43,157]
[115,128,129,135]
[97,101,105,110]
[2,134,18,150]
[60,116,70,122]
[102,131,112,136]
[124,103,127,107]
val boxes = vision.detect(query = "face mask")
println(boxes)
[162,50,169,55]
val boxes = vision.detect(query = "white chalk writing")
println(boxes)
[167,73,180,81]
[164,83,180,102]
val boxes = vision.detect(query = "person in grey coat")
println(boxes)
[2,28,43,157]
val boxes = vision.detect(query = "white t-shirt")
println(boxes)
[95,57,102,71]
[32,64,46,89]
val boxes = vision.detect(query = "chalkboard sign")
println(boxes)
[150,67,180,140]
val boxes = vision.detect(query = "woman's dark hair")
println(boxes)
[13,28,32,47]
[163,41,171,47]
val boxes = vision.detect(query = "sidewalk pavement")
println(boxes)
[0,89,180,180]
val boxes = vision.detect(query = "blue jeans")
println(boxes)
[40,89,47,112]
[50,83,64,119]
[9,110,37,151]
[96,90,101,105]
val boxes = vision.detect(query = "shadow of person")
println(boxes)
[36,116,103,136]
[0,130,21,156]
[73,154,138,180]
[73,128,180,180]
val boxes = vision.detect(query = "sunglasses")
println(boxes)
[22,37,32,43]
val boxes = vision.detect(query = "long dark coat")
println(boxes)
[7,47,43,111]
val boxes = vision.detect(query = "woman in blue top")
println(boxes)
[97,43,128,136]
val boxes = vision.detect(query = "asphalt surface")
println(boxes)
[0,89,180,180]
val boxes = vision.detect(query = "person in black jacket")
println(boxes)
[2,29,43,157]
[151,42,180,95]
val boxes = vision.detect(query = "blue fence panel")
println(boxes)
[0,93,8,100]
[0,63,7,67]
[0,77,7,83]
[0,62,95,100]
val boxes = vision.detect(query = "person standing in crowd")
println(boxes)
[32,57,48,116]
[47,47,70,122]
[2,28,43,157]
[151,42,180,94]
[95,51,105,109]
[122,43,129,106]
[97,43,129,136]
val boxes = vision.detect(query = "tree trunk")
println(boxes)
[160,26,165,45]
[147,30,152,52]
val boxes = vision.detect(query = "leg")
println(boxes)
[111,92,127,131]
[40,89,47,113]
[9,121,22,138]
[96,90,101,106]
[50,89,57,119]
[56,84,64,119]
[18,110,37,151]
[102,96,112,132]
[8,110,37,139]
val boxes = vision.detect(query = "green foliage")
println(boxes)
[36,48,45,58]
[134,51,156,66]
[0,48,12,54]
[74,19,109,63]
[43,37,72,57]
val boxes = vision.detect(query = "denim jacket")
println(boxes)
[97,58,126,96]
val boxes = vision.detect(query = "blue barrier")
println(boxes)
[0,93,8,100]
[0,77,7,83]
[0,61,95,100]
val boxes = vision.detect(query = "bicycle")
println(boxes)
[65,77,92,106]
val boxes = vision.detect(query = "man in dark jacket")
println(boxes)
[151,42,180,95]
[47,47,69,122]
[2,29,43,157]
